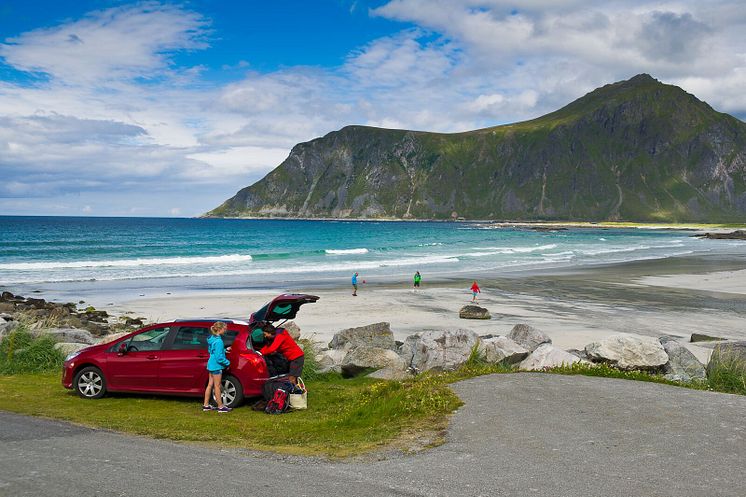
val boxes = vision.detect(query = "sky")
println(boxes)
[1,1,745,217]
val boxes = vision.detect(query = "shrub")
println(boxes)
[0,327,65,374]
[706,347,746,395]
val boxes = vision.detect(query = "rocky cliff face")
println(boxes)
[206,74,746,222]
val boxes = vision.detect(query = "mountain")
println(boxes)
[206,74,746,222]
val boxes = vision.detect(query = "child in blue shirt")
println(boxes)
[203,321,232,413]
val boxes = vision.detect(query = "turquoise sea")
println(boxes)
[0,216,739,300]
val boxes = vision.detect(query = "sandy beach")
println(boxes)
[108,254,746,365]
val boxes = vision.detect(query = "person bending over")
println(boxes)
[254,323,304,385]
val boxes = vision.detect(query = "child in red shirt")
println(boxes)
[470,281,481,303]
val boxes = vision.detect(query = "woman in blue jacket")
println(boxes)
[203,321,232,413]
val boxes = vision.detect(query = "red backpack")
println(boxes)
[265,387,289,414]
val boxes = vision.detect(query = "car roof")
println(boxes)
[173,318,249,326]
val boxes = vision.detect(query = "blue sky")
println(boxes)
[1,0,745,217]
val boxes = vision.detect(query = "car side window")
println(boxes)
[171,327,210,350]
[222,330,238,348]
[127,327,170,352]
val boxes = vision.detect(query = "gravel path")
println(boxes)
[1,374,744,497]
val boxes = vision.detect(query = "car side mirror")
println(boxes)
[117,342,128,355]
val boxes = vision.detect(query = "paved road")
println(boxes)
[1,374,745,497]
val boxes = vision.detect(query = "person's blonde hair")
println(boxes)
[210,321,227,335]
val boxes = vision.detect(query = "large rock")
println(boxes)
[519,344,583,371]
[36,328,96,345]
[459,305,491,320]
[282,321,301,340]
[477,336,528,364]
[659,337,706,382]
[400,329,479,372]
[706,341,746,377]
[507,324,551,352]
[340,347,407,377]
[0,319,19,339]
[328,322,396,351]
[315,349,347,373]
[368,367,413,380]
[95,331,132,345]
[585,333,668,370]
[54,342,90,357]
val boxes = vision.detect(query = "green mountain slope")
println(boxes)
[206,74,746,222]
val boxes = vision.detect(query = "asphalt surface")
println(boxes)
[1,374,745,497]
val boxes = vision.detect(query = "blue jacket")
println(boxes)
[207,335,230,371]
[352,274,358,285]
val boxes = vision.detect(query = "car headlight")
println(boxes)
[65,350,83,362]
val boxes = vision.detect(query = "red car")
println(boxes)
[62,294,318,408]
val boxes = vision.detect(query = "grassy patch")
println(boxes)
[0,328,64,375]
[0,371,461,457]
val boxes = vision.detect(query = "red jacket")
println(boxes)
[470,282,480,293]
[260,329,304,361]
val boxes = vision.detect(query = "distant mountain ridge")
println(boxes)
[206,74,746,222]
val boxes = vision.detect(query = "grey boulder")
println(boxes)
[36,327,96,345]
[315,349,346,373]
[477,336,528,364]
[659,337,706,382]
[340,347,407,377]
[329,322,396,351]
[0,319,19,339]
[507,324,551,352]
[519,343,583,371]
[706,341,746,377]
[54,342,90,357]
[400,329,479,372]
[459,305,491,320]
[585,333,668,371]
[367,367,413,380]
[282,321,301,340]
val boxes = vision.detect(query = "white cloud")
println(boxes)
[0,1,744,216]
[0,2,209,84]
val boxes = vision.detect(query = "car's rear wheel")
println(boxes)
[211,375,244,408]
[74,366,107,399]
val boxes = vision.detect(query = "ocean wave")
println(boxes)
[0,254,254,270]
[474,244,558,254]
[324,248,369,255]
[0,254,460,284]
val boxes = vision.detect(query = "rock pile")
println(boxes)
[0,290,148,351]
[313,321,724,383]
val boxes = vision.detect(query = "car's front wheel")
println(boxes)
[212,375,244,408]
[73,366,107,399]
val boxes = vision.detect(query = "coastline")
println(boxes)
[198,215,746,232]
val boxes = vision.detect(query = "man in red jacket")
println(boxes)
[257,323,304,385]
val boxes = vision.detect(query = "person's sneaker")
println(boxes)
[217,406,232,413]
[202,405,215,412]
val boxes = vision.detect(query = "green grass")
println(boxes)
[0,328,65,374]
[706,346,746,395]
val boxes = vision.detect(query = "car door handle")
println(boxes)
[147,355,158,360]
[196,354,208,359]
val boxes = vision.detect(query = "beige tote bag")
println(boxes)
[288,377,307,410]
